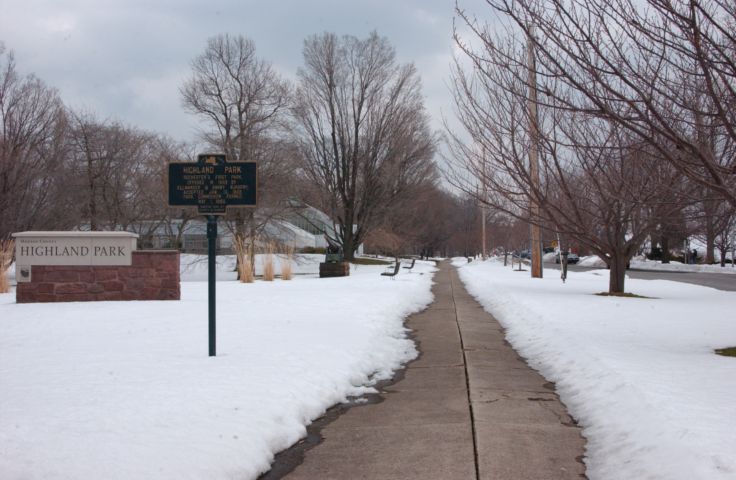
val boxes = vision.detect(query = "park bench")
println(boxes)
[381,258,401,278]
[402,258,416,270]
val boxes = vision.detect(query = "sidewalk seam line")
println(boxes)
[449,268,481,480]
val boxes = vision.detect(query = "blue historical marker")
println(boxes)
[168,154,257,356]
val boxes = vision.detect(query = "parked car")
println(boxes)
[555,252,579,264]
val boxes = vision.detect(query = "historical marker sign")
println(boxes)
[168,154,257,215]
[167,153,257,357]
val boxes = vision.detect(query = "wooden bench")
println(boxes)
[402,258,416,270]
[381,258,401,278]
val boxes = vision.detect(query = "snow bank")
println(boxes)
[0,261,436,479]
[577,255,736,274]
[457,260,736,480]
[578,255,606,268]
[631,258,736,275]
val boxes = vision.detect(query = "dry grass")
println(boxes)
[233,234,254,283]
[281,245,294,280]
[262,242,275,281]
[716,347,736,357]
[0,239,14,293]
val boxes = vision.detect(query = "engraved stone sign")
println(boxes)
[12,232,138,282]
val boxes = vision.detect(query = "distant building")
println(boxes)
[79,202,363,255]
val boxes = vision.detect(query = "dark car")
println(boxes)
[555,252,579,264]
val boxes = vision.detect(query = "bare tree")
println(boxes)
[692,187,735,263]
[181,34,290,162]
[0,44,70,239]
[367,181,451,258]
[181,34,294,259]
[448,16,691,293]
[465,0,736,205]
[66,111,158,231]
[292,32,437,260]
[147,137,200,248]
[714,207,735,266]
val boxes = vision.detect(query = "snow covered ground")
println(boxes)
[0,259,436,479]
[456,259,736,480]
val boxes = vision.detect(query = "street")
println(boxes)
[544,262,736,292]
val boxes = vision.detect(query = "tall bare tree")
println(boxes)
[448,16,690,293]
[181,34,290,162]
[181,34,294,258]
[66,111,158,231]
[466,0,736,206]
[0,44,70,239]
[292,32,436,259]
[713,207,735,266]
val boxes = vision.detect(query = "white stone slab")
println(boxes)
[12,231,138,267]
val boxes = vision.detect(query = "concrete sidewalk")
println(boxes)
[265,262,586,479]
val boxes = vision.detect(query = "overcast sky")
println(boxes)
[1,0,488,143]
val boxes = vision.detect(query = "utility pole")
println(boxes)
[480,148,488,260]
[481,203,487,259]
[527,26,543,278]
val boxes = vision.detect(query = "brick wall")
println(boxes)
[16,251,180,303]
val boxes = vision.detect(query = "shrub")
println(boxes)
[281,245,294,280]
[262,242,275,281]
[233,234,254,283]
[0,239,14,294]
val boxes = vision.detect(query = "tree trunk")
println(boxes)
[704,211,716,263]
[608,253,627,294]
[719,246,726,267]
[660,236,670,264]
[706,235,716,264]
[88,160,98,231]
[342,226,355,261]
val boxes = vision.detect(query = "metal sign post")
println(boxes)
[168,154,257,357]
[207,215,217,356]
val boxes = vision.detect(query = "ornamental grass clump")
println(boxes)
[262,242,275,281]
[233,234,254,283]
[0,239,14,293]
[281,245,294,281]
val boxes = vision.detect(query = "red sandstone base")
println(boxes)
[319,262,350,278]
[16,250,180,303]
